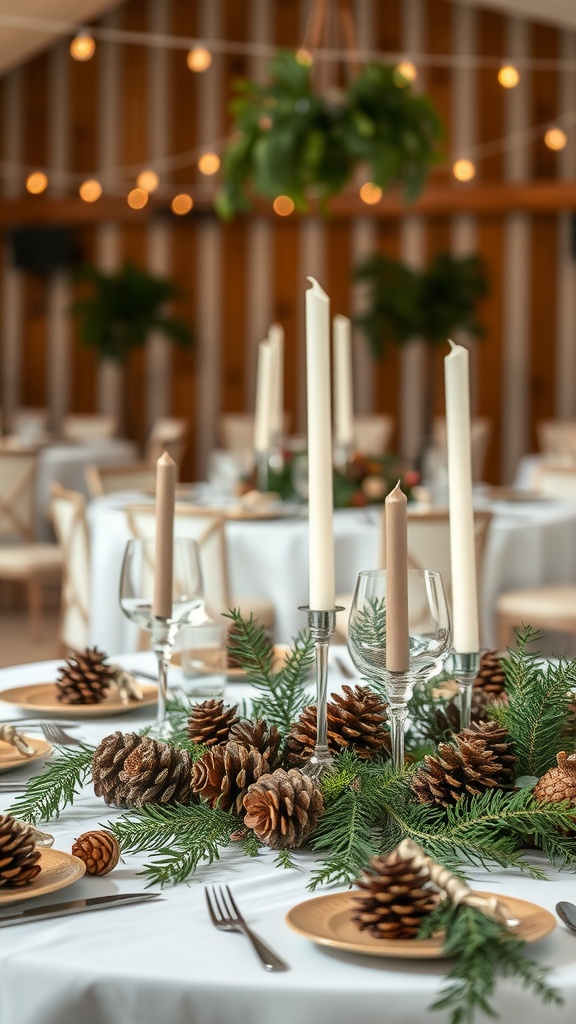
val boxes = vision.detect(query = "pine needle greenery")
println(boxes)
[6,744,95,824]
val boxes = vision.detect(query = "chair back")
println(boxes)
[533,463,576,500]
[13,406,49,439]
[0,451,37,542]
[62,413,118,441]
[353,415,395,455]
[536,419,576,458]
[50,484,90,653]
[433,416,492,481]
[146,418,190,467]
[125,504,232,619]
[85,462,158,498]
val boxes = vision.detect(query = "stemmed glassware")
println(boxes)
[119,537,205,738]
[347,568,451,769]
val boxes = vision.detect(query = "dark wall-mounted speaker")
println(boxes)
[8,226,82,274]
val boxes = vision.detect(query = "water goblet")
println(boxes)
[347,568,451,769]
[119,537,204,739]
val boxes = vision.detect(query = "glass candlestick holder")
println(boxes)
[299,605,343,780]
[255,450,269,492]
[451,651,480,730]
[333,441,354,472]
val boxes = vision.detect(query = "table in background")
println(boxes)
[0,651,575,1024]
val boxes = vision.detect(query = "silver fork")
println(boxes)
[205,885,289,972]
[40,723,82,747]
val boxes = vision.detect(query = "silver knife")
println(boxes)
[556,901,576,934]
[0,891,162,927]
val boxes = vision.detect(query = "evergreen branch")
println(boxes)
[6,745,95,824]
[420,900,562,1024]
[107,801,242,887]
[275,848,296,870]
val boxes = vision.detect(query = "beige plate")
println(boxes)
[0,735,52,772]
[0,847,86,907]
[224,505,294,521]
[487,487,549,503]
[0,682,158,717]
[286,890,556,959]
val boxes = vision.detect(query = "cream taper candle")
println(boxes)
[385,481,409,672]
[268,322,284,441]
[152,451,176,619]
[253,340,274,453]
[333,314,354,449]
[444,339,479,652]
[306,277,335,610]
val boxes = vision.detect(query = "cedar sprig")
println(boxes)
[107,800,243,887]
[225,609,313,737]
[419,899,562,1024]
[6,744,95,824]
[499,626,576,777]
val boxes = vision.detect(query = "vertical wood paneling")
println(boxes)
[556,33,576,417]
[1,69,24,432]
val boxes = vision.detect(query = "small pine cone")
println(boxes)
[474,650,507,699]
[191,740,269,815]
[229,719,282,769]
[434,689,492,737]
[352,848,441,940]
[243,768,324,850]
[187,700,238,747]
[92,731,143,807]
[534,752,576,807]
[285,685,390,767]
[410,720,516,808]
[120,738,194,807]
[72,830,120,875]
[56,646,114,704]
[0,813,42,889]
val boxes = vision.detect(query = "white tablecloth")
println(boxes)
[0,653,575,1024]
[87,494,576,656]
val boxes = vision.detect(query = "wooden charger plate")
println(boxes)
[0,682,158,718]
[0,848,86,907]
[0,735,52,772]
[286,890,556,958]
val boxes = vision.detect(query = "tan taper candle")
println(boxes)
[385,481,409,672]
[152,451,177,619]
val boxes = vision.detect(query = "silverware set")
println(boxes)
[205,884,289,971]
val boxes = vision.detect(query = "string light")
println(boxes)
[186,46,212,72]
[26,171,48,193]
[70,32,96,62]
[198,152,220,175]
[394,61,417,86]
[295,48,313,66]
[359,182,382,204]
[79,179,102,202]
[498,65,520,88]
[127,187,148,209]
[171,193,194,215]
[544,127,567,150]
[273,195,294,216]
[136,169,160,192]
[453,159,476,182]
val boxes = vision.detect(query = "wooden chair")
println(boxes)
[85,462,159,499]
[62,413,118,441]
[536,419,576,458]
[496,586,576,651]
[0,451,62,640]
[146,418,190,468]
[50,484,91,654]
[352,415,395,455]
[532,463,576,500]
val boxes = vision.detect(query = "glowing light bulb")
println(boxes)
[359,182,383,205]
[453,159,476,182]
[295,48,313,67]
[79,179,102,203]
[544,127,567,151]
[187,46,212,73]
[273,195,294,216]
[498,65,520,88]
[70,33,96,62]
[137,169,160,193]
[26,171,48,194]
[171,193,194,215]
[394,62,417,86]
[127,188,148,210]
[198,152,220,175]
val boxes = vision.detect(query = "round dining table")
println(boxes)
[0,650,575,1024]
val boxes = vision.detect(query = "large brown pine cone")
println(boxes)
[474,650,507,698]
[534,751,576,806]
[285,685,390,767]
[72,830,121,876]
[120,737,194,806]
[410,720,516,807]
[229,719,282,769]
[187,700,238,747]
[0,813,42,889]
[56,646,114,704]
[243,768,323,849]
[352,848,440,940]
[92,731,143,807]
[191,740,269,815]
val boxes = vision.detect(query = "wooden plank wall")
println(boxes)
[0,0,575,484]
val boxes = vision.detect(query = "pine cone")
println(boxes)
[187,700,238,747]
[534,751,576,807]
[0,813,42,889]
[191,740,269,815]
[72,830,120,875]
[410,720,516,807]
[352,848,440,940]
[434,688,492,737]
[92,731,143,807]
[474,650,507,698]
[56,647,114,704]
[243,768,324,849]
[285,685,390,767]
[229,719,282,769]
[120,737,194,806]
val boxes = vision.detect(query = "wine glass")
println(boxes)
[119,537,205,738]
[347,568,451,769]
